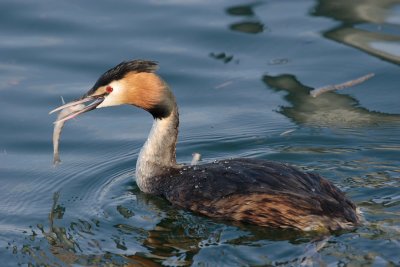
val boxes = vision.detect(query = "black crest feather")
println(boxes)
[86,60,158,95]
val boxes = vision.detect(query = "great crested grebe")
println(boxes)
[50,60,359,232]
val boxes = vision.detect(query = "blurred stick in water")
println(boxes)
[191,152,202,165]
[310,73,375,98]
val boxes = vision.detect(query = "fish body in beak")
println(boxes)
[49,95,105,123]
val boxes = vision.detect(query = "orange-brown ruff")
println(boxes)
[50,60,360,233]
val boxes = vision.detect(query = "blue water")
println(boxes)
[1,0,400,266]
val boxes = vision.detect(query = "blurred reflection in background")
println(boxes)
[313,0,400,65]
[263,74,400,127]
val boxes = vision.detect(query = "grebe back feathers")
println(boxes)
[151,158,358,232]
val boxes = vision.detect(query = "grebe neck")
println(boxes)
[135,96,179,194]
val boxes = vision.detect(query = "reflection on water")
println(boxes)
[12,193,96,266]
[13,192,170,266]
[230,22,264,34]
[313,0,400,65]
[226,4,256,16]
[263,74,400,127]
[13,190,328,266]
[226,3,265,34]
[209,52,235,64]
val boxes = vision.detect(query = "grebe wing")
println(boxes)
[164,158,337,199]
[160,158,358,231]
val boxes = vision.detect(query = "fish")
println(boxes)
[52,102,85,165]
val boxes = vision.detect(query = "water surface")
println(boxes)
[1,0,400,266]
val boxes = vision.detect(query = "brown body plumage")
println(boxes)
[152,159,358,232]
[50,60,360,233]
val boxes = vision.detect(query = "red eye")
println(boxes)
[106,86,113,93]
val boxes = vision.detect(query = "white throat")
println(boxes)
[135,107,179,193]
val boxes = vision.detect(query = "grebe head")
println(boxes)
[50,60,173,122]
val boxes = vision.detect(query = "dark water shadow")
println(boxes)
[263,74,400,127]
[209,52,235,64]
[209,2,266,64]
[313,0,400,65]
[230,21,264,34]
[226,2,265,34]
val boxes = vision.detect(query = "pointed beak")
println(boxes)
[49,94,105,123]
